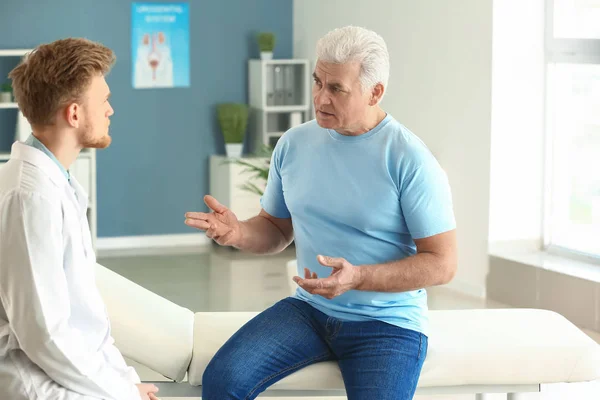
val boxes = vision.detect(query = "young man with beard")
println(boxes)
[0,38,159,400]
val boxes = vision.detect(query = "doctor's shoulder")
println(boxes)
[0,167,63,218]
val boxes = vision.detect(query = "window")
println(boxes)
[544,0,600,259]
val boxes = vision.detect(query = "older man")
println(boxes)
[185,26,457,399]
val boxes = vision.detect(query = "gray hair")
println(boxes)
[316,26,390,94]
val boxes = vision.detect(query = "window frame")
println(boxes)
[543,0,600,262]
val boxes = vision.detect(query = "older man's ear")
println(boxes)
[369,82,385,106]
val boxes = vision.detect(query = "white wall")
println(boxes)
[294,0,493,297]
[489,0,545,243]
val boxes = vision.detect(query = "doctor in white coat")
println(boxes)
[0,38,159,400]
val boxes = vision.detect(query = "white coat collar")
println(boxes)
[10,141,69,189]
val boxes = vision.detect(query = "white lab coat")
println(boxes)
[0,142,141,400]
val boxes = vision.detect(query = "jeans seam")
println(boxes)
[331,319,342,340]
[245,352,331,400]
[407,335,426,399]
[326,317,333,340]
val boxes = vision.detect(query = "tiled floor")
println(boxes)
[98,245,600,400]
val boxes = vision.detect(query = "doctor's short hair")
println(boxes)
[8,38,115,127]
[316,26,389,94]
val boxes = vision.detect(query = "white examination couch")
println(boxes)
[95,263,600,399]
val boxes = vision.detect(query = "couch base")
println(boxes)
[149,382,541,397]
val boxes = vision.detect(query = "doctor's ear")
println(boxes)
[65,103,81,128]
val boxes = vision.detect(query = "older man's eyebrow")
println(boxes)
[313,73,346,90]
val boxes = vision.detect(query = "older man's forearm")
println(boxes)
[356,253,456,292]
[235,216,292,255]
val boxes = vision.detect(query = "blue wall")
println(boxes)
[0,0,293,237]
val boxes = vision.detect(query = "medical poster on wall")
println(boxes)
[131,3,190,89]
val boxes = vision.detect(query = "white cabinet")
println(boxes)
[248,59,312,152]
[70,150,98,248]
[0,50,30,129]
[208,250,293,311]
[71,156,91,198]
[209,155,268,221]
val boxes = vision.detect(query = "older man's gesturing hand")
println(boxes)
[185,195,242,247]
[293,255,363,299]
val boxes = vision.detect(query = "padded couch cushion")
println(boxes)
[95,264,194,382]
[188,308,600,388]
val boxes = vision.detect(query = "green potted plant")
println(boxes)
[0,82,12,103]
[227,145,272,195]
[257,32,275,60]
[217,103,249,158]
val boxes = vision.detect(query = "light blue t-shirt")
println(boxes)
[260,114,456,335]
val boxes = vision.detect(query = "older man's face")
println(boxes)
[312,60,372,134]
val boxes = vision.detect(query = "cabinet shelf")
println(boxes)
[248,59,311,153]
[0,49,30,57]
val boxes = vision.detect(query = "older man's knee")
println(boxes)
[202,355,254,399]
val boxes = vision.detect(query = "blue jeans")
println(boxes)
[202,297,428,399]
